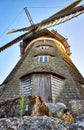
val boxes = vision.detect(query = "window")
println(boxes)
[38,55,49,62]
[39,46,49,50]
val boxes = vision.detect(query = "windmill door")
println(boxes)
[32,73,51,102]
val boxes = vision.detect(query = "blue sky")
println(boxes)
[0,0,84,84]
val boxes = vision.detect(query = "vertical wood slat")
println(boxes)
[51,75,64,103]
[21,75,32,96]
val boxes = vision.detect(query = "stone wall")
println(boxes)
[0,96,84,129]
[0,116,84,130]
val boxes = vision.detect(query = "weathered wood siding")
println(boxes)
[21,75,32,96]
[51,75,64,103]
[32,74,51,102]
[21,73,64,102]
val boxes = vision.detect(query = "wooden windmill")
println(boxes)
[0,0,84,106]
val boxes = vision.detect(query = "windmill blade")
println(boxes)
[35,5,84,31]
[0,31,32,52]
[2,4,84,52]
[53,0,82,15]
[24,7,34,25]
[7,25,35,34]
[7,0,82,34]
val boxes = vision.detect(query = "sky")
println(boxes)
[0,0,84,84]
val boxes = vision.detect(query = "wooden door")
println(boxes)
[32,73,51,102]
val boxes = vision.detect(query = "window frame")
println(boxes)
[38,55,49,62]
[39,45,49,50]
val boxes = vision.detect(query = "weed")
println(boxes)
[19,96,25,117]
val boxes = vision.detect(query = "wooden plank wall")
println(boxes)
[51,75,64,103]
[21,73,64,103]
[21,75,32,96]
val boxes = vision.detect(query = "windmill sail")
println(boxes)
[50,0,82,15]
[7,25,35,34]
[0,1,84,52]
[7,4,84,34]
[7,0,83,34]
[0,31,32,52]
[36,5,84,31]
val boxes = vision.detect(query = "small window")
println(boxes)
[38,55,49,62]
[39,46,49,50]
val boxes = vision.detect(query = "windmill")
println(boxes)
[0,0,84,105]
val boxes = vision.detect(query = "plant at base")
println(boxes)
[19,96,25,117]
